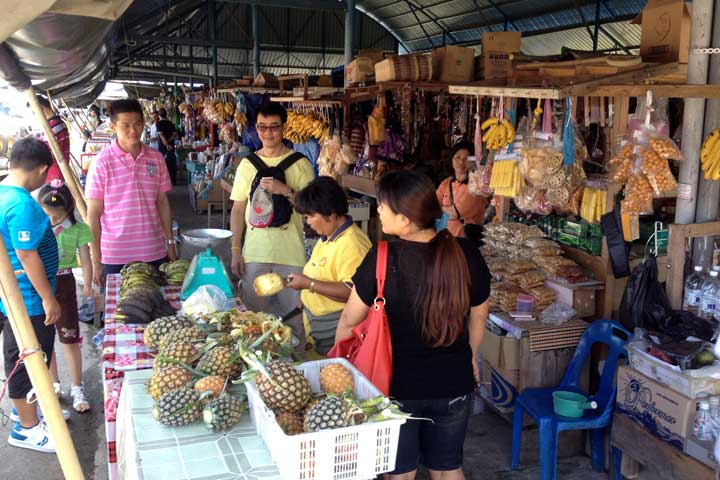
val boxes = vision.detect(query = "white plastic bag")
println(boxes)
[181,285,228,317]
[540,301,576,325]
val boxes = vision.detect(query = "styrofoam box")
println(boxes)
[246,358,405,480]
[627,343,720,398]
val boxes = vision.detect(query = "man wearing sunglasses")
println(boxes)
[229,102,314,344]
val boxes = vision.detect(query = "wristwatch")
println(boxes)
[167,239,178,245]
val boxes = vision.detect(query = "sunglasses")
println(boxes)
[257,124,283,133]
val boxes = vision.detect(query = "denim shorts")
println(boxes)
[392,395,472,474]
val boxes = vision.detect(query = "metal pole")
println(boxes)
[675,0,714,225]
[209,0,218,88]
[344,0,356,87]
[252,4,260,78]
[592,0,601,51]
[0,233,84,480]
[693,1,720,267]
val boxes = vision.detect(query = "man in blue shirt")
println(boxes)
[0,137,60,453]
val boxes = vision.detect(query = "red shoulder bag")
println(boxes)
[328,241,393,395]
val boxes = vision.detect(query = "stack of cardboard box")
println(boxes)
[476,32,522,81]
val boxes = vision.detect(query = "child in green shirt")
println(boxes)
[38,180,93,412]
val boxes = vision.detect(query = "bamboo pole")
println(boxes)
[25,89,87,222]
[44,93,88,207]
[0,235,84,479]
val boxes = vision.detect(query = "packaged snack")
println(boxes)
[621,173,654,214]
[638,145,677,195]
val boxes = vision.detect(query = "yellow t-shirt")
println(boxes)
[230,150,315,267]
[301,221,371,317]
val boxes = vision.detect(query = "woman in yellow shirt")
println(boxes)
[286,177,371,354]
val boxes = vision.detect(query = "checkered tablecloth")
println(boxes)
[101,274,244,480]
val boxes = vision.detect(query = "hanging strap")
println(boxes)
[448,180,463,223]
[374,241,388,310]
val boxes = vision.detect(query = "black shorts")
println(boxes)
[1,313,55,399]
[392,395,472,474]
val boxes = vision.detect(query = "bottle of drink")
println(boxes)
[693,400,713,440]
[700,270,720,320]
[709,397,720,438]
[684,266,705,316]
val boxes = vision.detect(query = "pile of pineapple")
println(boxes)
[144,309,293,432]
[240,353,408,436]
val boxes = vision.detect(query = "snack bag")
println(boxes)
[638,144,678,195]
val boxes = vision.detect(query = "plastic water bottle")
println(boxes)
[684,265,705,316]
[710,397,720,438]
[693,400,713,440]
[700,270,720,320]
[92,331,104,346]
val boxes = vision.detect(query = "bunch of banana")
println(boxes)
[489,160,522,197]
[700,129,720,180]
[160,259,192,286]
[116,263,175,324]
[481,117,515,150]
[178,103,192,115]
[580,187,607,223]
[234,108,248,136]
[285,111,330,144]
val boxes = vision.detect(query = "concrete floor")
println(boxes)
[0,183,618,479]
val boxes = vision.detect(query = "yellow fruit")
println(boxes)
[319,363,355,396]
[194,376,227,398]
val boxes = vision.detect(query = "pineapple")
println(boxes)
[319,363,355,396]
[203,394,246,431]
[303,395,324,416]
[276,412,304,435]
[159,326,207,351]
[196,345,242,378]
[256,361,312,413]
[194,375,226,398]
[144,316,193,350]
[154,342,200,370]
[148,366,192,401]
[253,273,285,297]
[152,387,205,427]
[303,396,350,432]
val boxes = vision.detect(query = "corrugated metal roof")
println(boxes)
[112,0,648,84]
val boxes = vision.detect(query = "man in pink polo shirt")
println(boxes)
[85,99,177,285]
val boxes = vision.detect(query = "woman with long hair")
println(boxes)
[337,170,491,479]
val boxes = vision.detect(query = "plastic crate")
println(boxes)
[246,358,405,480]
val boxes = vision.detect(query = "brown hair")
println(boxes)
[377,171,471,347]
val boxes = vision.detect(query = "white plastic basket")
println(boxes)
[246,358,405,480]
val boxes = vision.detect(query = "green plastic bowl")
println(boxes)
[552,391,597,418]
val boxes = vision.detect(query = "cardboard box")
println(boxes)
[358,48,385,64]
[684,424,719,469]
[544,279,598,318]
[616,365,698,451]
[480,328,521,371]
[482,31,522,53]
[346,57,376,85]
[632,0,691,63]
[476,52,514,80]
[432,45,475,83]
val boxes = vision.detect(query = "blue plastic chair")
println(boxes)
[510,320,631,480]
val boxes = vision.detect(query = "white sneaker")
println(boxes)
[8,421,56,453]
[9,404,70,423]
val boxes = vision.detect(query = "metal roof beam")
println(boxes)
[383,0,517,22]
[214,0,346,10]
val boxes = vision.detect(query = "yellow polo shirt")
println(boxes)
[301,221,371,317]
[230,150,315,267]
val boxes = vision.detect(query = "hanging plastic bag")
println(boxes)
[618,255,671,332]
[249,187,274,228]
[629,94,670,139]
[540,301,576,325]
[638,144,678,195]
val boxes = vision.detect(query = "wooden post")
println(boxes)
[24,89,87,222]
[0,236,84,479]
